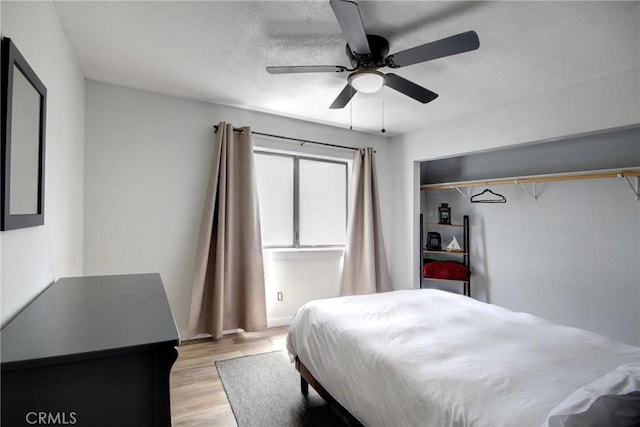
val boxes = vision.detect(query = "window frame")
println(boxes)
[254,149,349,249]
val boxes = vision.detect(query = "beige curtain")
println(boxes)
[187,122,267,340]
[340,147,391,296]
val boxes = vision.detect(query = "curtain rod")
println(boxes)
[421,169,640,191]
[213,125,361,152]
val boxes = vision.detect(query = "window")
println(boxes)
[254,151,348,248]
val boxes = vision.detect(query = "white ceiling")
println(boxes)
[53,1,639,136]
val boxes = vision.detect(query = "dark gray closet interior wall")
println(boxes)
[421,126,640,185]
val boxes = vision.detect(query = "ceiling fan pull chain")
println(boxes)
[381,89,386,134]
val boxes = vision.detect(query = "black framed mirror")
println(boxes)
[1,37,47,231]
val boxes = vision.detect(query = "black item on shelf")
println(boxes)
[426,232,442,251]
[438,203,451,224]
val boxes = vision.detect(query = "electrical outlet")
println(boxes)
[277,291,283,301]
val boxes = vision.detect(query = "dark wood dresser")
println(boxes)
[1,273,180,427]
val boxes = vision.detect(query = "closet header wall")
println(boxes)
[420,125,639,186]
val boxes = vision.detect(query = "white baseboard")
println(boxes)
[179,321,289,343]
[267,317,291,328]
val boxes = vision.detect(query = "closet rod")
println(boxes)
[421,169,640,191]
[212,125,360,152]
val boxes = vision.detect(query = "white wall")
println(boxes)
[0,1,85,326]
[84,80,389,338]
[264,249,344,326]
[422,178,639,345]
[388,69,640,345]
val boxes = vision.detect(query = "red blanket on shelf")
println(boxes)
[423,261,469,281]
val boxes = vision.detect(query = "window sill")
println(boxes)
[263,247,345,260]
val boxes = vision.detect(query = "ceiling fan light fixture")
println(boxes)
[348,69,385,93]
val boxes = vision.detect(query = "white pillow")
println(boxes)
[543,363,640,427]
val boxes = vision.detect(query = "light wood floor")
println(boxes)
[170,326,289,427]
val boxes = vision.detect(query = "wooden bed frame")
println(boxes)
[295,357,364,427]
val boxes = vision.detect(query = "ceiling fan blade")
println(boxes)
[386,30,479,68]
[266,65,348,74]
[384,74,438,104]
[330,0,371,56]
[329,84,357,109]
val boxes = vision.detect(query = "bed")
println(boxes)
[286,289,640,426]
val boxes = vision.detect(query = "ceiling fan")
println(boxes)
[266,0,479,109]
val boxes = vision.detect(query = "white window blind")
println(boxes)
[254,151,348,248]
[299,159,347,246]
[254,153,294,246]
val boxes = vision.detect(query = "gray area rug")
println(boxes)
[216,350,347,427]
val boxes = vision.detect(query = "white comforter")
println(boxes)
[286,289,639,427]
